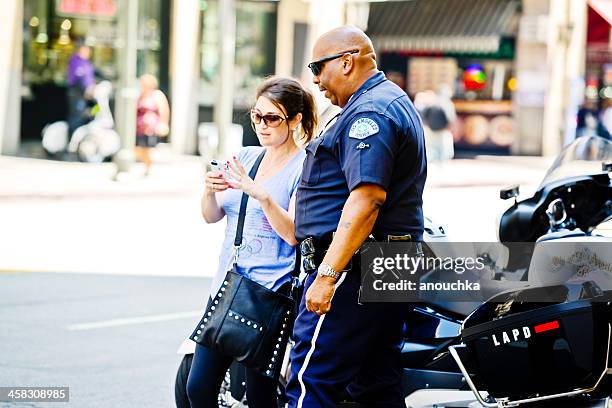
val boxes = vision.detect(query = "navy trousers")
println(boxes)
[286,266,406,408]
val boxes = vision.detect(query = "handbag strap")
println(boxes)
[233,148,301,290]
[233,149,266,251]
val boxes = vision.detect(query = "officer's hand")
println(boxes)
[226,157,269,202]
[306,275,336,315]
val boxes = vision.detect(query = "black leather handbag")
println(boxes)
[190,150,300,378]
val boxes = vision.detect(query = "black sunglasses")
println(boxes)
[307,50,359,76]
[250,110,287,128]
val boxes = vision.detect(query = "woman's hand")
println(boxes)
[204,170,229,196]
[226,157,269,202]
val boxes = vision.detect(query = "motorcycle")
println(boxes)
[406,135,612,408]
[175,135,612,407]
[41,80,120,163]
[444,135,612,408]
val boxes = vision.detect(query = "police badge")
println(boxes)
[349,117,379,139]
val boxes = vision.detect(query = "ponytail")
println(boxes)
[298,88,318,143]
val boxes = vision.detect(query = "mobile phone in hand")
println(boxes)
[210,159,234,182]
[210,159,222,175]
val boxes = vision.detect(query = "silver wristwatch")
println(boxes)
[318,262,340,280]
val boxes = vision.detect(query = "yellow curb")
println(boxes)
[0,268,38,274]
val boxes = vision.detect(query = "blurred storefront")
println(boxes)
[7,0,593,157]
[585,0,612,104]
[20,0,170,142]
[13,0,280,153]
[197,0,279,147]
[367,0,521,156]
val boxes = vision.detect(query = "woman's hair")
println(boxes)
[255,76,318,144]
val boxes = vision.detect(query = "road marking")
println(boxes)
[67,310,202,331]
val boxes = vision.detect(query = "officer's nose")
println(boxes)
[312,75,320,85]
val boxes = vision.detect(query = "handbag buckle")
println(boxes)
[232,244,242,264]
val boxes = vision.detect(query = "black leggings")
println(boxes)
[186,343,277,408]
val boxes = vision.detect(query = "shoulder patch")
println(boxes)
[348,118,379,139]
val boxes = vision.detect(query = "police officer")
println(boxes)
[285,26,427,408]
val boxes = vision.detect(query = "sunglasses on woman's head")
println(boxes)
[250,111,287,128]
[307,50,359,76]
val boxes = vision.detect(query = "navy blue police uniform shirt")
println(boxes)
[295,72,427,242]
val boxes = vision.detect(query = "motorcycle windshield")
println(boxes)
[539,136,612,189]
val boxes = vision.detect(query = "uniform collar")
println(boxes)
[342,71,387,112]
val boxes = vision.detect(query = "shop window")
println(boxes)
[405,57,514,101]
[23,0,164,86]
[454,60,515,101]
[400,56,516,154]
[199,0,277,108]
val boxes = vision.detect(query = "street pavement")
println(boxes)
[0,152,554,277]
[0,151,226,277]
[0,272,210,408]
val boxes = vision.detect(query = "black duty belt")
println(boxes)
[299,233,421,274]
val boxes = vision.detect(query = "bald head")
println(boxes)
[311,26,379,107]
[314,26,377,70]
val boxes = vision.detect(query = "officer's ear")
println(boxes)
[341,54,354,74]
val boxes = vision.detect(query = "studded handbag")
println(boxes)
[190,150,300,378]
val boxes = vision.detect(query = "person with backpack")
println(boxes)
[421,85,456,162]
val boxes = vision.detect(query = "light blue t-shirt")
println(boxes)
[210,146,305,296]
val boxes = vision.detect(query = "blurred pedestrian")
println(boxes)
[135,74,170,176]
[66,44,95,135]
[186,76,317,408]
[421,85,456,162]
[600,98,612,140]
[576,101,603,139]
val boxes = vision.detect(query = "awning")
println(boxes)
[589,0,612,26]
[367,0,521,54]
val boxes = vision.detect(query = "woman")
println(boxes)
[135,74,170,175]
[186,77,317,408]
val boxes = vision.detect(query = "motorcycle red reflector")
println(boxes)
[534,320,560,334]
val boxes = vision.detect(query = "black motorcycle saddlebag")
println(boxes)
[461,282,611,400]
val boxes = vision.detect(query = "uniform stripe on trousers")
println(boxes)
[296,272,348,408]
